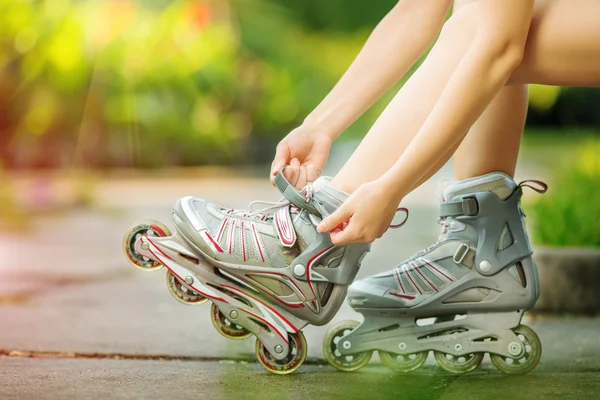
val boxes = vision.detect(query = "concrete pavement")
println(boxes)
[2,356,600,400]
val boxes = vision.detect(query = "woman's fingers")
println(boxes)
[306,164,321,183]
[282,158,300,186]
[317,205,352,233]
[296,165,308,189]
[329,226,360,246]
[271,142,290,182]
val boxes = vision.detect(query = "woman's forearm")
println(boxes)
[303,0,451,139]
[382,0,534,199]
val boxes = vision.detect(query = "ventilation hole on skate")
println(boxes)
[326,250,344,268]
[473,336,497,342]
[249,318,270,333]
[247,275,294,296]
[498,223,514,251]
[417,326,469,340]
[517,262,527,288]
[378,324,401,332]
[443,288,491,303]
[320,283,334,306]
[507,262,527,288]
[178,253,199,264]
[416,318,436,327]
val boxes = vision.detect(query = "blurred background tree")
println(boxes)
[0,0,597,170]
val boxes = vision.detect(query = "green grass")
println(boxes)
[525,133,600,247]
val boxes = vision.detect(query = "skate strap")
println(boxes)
[273,168,320,216]
[518,179,548,194]
[439,197,479,218]
[274,206,297,247]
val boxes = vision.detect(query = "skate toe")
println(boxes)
[172,196,219,256]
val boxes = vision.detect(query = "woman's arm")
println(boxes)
[302,0,452,139]
[381,0,534,200]
[318,0,535,245]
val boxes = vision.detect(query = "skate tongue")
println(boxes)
[443,172,517,202]
[311,176,332,192]
[311,177,351,217]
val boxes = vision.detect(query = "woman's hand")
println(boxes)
[270,126,333,189]
[316,178,405,246]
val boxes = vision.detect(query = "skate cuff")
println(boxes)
[439,197,479,218]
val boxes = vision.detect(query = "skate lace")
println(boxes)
[226,185,314,220]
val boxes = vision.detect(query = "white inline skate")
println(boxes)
[123,170,374,374]
[323,172,547,375]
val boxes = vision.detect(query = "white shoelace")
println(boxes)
[226,184,315,220]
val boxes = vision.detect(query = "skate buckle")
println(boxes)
[453,243,470,265]
[461,197,479,216]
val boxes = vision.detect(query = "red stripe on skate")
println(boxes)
[389,292,415,300]
[145,237,174,262]
[415,266,438,292]
[395,268,405,293]
[421,259,454,282]
[251,223,265,262]
[222,285,298,332]
[241,222,246,262]
[305,245,335,298]
[228,219,235,254]
[145,245,225,303]
[216,218,228,241]
[405,264,423,295]
[150,224,167,237]
[239,308,289,344]
[204,232,224,253]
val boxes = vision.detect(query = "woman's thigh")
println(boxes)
[510,0,600,86]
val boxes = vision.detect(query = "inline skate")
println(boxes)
[323,172,547,375]
[123,170,372,374]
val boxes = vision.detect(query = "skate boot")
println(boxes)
[323,172,547,375]
[123,170,373,374]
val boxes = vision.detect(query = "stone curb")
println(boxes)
[533,247,600,314]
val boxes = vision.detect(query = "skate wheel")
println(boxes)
[379,350,428,373]
[490,324,542,375]
[166,271,208,306]
[210,303,252,340]
[123,220,171,271]
[256,331,307,375]
[434,351,484,374]
[323,320,372,372]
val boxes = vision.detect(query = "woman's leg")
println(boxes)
[452,0,528,181]
[332,0,600,194]
[453,84,528,180]
[510,0,600,86]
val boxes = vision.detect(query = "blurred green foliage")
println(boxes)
[529,139,600,247]
[0,0,597,169]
